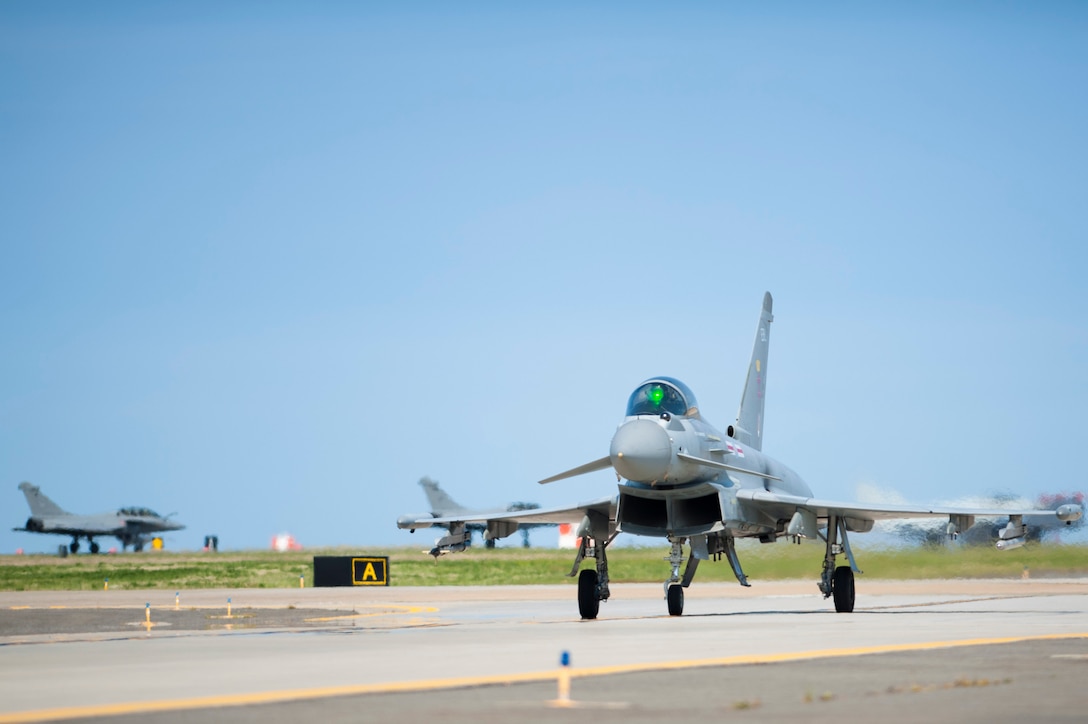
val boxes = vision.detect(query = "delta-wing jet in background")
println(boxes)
[406,476,552,550]
[398,292,1083,619]
[13,482,185,553]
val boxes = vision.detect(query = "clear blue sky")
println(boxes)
[3,2,1086,553]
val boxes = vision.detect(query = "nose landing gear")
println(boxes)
[664,536,687,616]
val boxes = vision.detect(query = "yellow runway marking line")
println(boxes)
[3,632,1087,723]
[304,604,438,622]
[559,632,1088,678]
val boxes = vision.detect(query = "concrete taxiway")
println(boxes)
[1,579,1087,722]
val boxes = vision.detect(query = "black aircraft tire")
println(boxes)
[89,541,100,554]
[667,584,684,616]
[832,565,855,613]
[69,541,79,554]
[578,569,600,620]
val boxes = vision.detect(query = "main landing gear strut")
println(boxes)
[662,534,749,617]
[572,534,613,620]
[818,514,860,613]
[569,511,617,620]
[69,538,100,554]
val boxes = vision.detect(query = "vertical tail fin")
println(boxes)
[733,292,774,451]
[18,482,68,516]
[419,477,468,515]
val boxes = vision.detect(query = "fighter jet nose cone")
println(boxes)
[610,419,672,483]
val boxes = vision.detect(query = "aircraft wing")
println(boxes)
[736,489,1078,524]
[398,495,616,530]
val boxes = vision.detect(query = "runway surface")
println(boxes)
[2,579,1087,722]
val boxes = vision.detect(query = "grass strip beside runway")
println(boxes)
[1,543,1087,591]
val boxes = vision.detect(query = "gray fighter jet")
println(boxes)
[14,482,185,553]
[398,293,1083,619]
[408,476,552,550]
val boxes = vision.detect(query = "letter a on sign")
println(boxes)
[351,557,389,586]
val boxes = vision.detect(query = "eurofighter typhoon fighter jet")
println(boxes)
[414,476,552,549]
[397,293,1083,619]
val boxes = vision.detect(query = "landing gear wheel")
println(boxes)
[832,565,855,613]
[666,584,684,616]
[89,541,100,554]
[134,542,144,552]
[578,569,600,620]
[69,541,80,554]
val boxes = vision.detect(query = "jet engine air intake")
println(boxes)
[617,485,724,537]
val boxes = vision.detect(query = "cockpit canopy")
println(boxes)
[626,377,699,417]
[118,507,160,518]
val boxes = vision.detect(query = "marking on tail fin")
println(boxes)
[18,482,68,517]
[734,292,774,452]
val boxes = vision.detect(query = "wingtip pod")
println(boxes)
[763,291,773,314]
[1055,504,1083,524]
[397,514,436,530]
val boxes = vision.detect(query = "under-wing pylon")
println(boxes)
[397,293,1083,619]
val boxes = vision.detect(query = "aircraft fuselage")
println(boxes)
[609,411,811,540]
